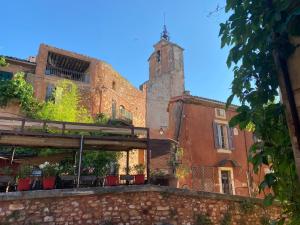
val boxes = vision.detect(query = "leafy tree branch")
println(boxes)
[220,0,300,224]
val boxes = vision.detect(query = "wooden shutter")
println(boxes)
[213,122,220,149]
[227,125,234,150]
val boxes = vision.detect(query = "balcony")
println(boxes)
[119,107,133,124]
[45,52,90,83]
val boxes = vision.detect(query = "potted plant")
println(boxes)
[80,166,97,187]
[105,162,119,186]
[17,165,32,191]
[150,169,169,186]
[58,161,76,188]
[133,164,145,184]
[122,165,132,174]
[40,162,58,190]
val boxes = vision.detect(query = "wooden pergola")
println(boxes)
[0,117,150,186]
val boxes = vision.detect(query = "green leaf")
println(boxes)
[226,94,234,109]
[263,194,275,207]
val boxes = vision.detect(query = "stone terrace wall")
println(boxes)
[0,185,280,225]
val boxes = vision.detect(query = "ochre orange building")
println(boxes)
[166,95,264,196]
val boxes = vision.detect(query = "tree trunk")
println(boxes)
[276,36,300,181]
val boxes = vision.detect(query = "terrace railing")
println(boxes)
[45,65,90,83]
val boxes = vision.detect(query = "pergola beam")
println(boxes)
[0,134,147,151]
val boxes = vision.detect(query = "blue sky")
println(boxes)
[0,0,233,103]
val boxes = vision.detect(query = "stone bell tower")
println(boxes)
[143,25,185,136]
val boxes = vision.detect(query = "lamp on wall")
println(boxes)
[159,127,164,135]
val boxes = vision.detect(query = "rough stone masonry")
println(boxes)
[0,185,280,225]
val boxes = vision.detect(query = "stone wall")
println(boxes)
[0,185,280,225]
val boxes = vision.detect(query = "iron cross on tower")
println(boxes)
[161,13,170,41]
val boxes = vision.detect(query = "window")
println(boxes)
[156,50,161,62]
[213,122,234,150]
[112,100,116,119]
[45,84,55,101]
[119,105,125,116]
[112,81,116,90]
[215,108,226,119]
[220,170,233,194]
[0,71,13,81]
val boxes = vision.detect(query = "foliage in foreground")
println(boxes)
[220,0,300,224]
[0,72,41,117]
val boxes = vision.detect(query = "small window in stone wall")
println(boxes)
[112,81,116,90]
[215,108,226,119]
[156,50,161,63]
[220,170,233,194]
[0,71,13,81]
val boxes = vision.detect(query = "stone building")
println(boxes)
[141,26,185,138]
[0,44,146,169]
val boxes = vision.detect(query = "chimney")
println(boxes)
[27,56,36,63]
[184,90,190,95]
